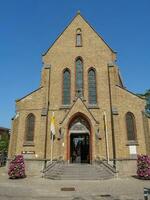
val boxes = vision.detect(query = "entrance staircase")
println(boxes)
[43,162,116,180]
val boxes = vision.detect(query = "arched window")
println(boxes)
[76,58,83,97]
[76,28,82,47]
[63,69,71,105]
[25,113,35,142]
[126,112,137,141]
[88,68,97,104]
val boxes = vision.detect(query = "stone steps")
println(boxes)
[44,163,115,180]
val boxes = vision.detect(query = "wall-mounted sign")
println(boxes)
[22,151,35,154]
[129,146,137,155]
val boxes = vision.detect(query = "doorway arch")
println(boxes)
[67,113,92,163]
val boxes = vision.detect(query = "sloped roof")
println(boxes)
[0,127,10,132]
[60,97,99,125]
[16,87,43,102]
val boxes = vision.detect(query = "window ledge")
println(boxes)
[60,105,71,109]
[76,45,82,47]
[88,105,100,109]
[23,142,35,147]
[126,141,139,146]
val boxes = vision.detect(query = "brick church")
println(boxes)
[8,12,150,176]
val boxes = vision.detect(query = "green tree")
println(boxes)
[0,138,9,152]
[145,89,150,117]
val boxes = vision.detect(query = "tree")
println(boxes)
[136,89,150,118]
[145,89,150,117]
[0,138,9,152]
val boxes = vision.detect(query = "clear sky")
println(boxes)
[0,0,150,128]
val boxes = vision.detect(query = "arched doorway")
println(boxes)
[67,114,91,163]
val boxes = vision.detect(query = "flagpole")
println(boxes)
[50,112,55,163]
[50,132,53,163]
[44,64,51,170]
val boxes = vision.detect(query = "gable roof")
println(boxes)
[42,11,116,56]
[60,97,99,125]
[16,87,43,102]
[116,85,146,101]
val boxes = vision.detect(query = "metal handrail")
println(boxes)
[42,158,63,173]
[95,157,118,174]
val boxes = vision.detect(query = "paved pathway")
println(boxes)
[0,167,150,200]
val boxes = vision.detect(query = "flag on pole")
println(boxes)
[50,112,55,140]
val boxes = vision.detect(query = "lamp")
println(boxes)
[57,128,64,140]
[95,128,101,140]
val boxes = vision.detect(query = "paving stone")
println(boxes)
[0,167,150,200]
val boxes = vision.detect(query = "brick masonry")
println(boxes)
[8,13,150,175]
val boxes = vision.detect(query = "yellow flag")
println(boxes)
[50,112,55,139]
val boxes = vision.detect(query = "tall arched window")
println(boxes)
[76,58,83,97]
[76,28,82,47]
[63,69,71,105]
[25,113,35,142]
[126,112,137,141]
[88,68,97,104]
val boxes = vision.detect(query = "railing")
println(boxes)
[42,157,64,174]
[42,161,57,174]
[100,160,118,174]
[0,152,7,167]
[144,188,150,200]
[95,156,118,174]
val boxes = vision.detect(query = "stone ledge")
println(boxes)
[126,141,139,146]
[59,105,71,109]
[23,142,35,147]
[88,105,100,109]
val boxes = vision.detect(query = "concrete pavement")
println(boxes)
[0,167,150,200]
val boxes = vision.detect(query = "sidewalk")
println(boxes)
[0,167,150,200]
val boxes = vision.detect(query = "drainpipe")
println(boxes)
[103,111,110,164]
[107,64,116,168]
[44,64,51,169]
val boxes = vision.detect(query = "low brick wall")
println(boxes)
[116,159,137,177]
[7,159,45,176]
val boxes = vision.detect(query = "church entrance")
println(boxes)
[70,133,89,163]
[68,115,91,164]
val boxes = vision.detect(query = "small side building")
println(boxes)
[0,127,10,143]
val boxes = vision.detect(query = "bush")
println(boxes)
[137,154,150,180]
[8,155,26,179]
[0,139,9,152]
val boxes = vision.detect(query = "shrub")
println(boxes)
[8,155,26,179]
[137,154,150,180]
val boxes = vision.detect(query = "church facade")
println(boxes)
[8,13,150,176]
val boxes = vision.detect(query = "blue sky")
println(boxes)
[0,0,150,128]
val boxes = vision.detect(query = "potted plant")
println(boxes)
[8,155,26,179]
[137,154,150,180]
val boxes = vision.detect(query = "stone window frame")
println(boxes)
[75,57,84,98]
[62,68,71,106]
[125,112,138,144]
[76,28,82,47]
[24,113,35,146]
[88,67,97,105]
